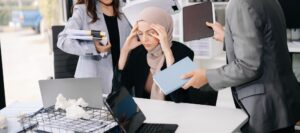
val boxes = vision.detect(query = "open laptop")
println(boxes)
[104,87,178,133]
[122,0,180,26]
[39,78,103,108]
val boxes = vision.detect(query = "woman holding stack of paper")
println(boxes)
[117,7,194,102]
[57,0,131,94]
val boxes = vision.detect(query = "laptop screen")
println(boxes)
[39,78,103,108]
[105,88,145,133]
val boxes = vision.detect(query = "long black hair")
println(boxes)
[74,0,120,23]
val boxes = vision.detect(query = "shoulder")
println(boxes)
[171,41,194,61]
[171,41,189,50]
[73,4,87,15]
[130,45,147,57]
[227,0,265,28]
[73,4,86,11]
[118,13,131,26]
[171,41,193,55]
[228,0,263,16]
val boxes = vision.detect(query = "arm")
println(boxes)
[118,46,131,70]
[118,24,141,70]
[57,5,100,56]
[182,0,264,90]
[206,0,264,90]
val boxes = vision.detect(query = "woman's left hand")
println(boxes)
[150,24,171,52]
[150,24,174,67]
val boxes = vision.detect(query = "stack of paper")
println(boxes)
[66,29,108,57]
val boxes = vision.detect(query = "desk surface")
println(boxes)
[0,98,248,133]
[135,98,247,133]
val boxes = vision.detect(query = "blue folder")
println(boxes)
[153,57,197,95]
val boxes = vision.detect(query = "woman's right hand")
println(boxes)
[122,24,141,52]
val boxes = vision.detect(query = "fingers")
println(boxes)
[206,21,223,29]
[181,71,194,79]
[132,23,138,32]
[106,42,111,48]
[181,71,194,89]
[129,24,139,37]
[150,32,159,39]
[95,41,111,52]
[206,21,214,28]
[151,24,165,34]
[182,79,193,90]
[94,40,100,46]
[150,24,169,43]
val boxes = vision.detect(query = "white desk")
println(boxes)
[0,101,42,133]
[135,98,248,133]
[0,98,248,133]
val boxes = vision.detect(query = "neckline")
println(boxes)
[103,13,116,18]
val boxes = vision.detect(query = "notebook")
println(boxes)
[104,87,178,133]
[153,57,197,95]
[183,1,214,42]
[39,78,103,108]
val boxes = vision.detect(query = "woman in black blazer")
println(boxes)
[117,7,194,103]
[120,41,193,102]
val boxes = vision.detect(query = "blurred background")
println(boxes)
[0,0,74,105]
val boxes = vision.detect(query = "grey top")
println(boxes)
[206,0,300,132]
[57,2,131,94]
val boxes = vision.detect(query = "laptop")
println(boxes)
[122,0,180,26]
[104,87,178,133]
[39,78,103,108]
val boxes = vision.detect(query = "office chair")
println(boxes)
[52,25,78,79]
[0,42,6,109]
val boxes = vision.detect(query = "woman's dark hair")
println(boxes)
[74,0,120,23]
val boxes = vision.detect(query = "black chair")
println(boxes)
[52,25,79,79]
[0,42,6,109]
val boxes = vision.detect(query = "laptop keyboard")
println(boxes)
[137,123,165,133]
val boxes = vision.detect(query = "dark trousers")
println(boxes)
[271,125,295,133]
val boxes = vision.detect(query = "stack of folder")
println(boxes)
[66,29,107,41]
[66,29,108,56]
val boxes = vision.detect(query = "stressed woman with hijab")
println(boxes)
[117,7,194,102]
[57,0,131,94]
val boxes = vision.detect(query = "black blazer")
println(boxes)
[121,41,194,103]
